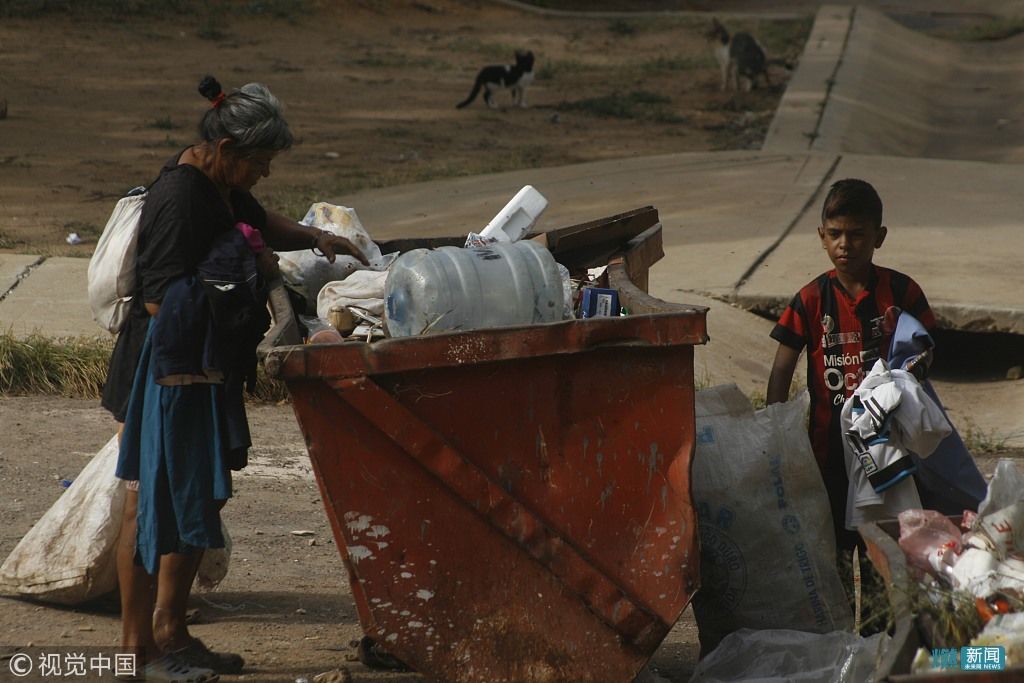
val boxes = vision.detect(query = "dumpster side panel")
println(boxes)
[289,382,654,683]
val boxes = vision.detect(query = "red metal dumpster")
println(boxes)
[261,208,708,682]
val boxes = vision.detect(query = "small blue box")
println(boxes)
[580,287,619,319]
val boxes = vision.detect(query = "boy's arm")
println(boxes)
[767,343,801,404]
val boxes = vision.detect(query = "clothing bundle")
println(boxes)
[841,311,988,529]
[841,358,950,528]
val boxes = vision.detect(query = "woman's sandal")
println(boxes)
[170,638,244,675]
[115,653,219,683]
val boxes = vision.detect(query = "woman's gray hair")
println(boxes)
[198,79,294,154]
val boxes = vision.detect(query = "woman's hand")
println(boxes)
[314,231,369,266]
[256,248,281,279]
[263,211,370,266]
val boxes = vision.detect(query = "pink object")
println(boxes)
[898,509,963,577]
[235,222,266,253]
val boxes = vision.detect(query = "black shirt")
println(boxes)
[101,151,267,421]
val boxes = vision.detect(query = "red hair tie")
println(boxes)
[210,92,226,109]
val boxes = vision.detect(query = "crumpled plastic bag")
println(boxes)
[278,203,395,313]
[689,628,889,683]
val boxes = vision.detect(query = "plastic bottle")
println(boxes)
[478,185,548,243]
[384,240,565,337]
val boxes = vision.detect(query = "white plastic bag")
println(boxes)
[977,458,1024,518]
[691,386,853,654]
[0,435,231,604]
[87,188,146,334]
[278,202,393,313]
[689,628,889,683]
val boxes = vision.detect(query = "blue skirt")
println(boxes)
[117,319,232,575]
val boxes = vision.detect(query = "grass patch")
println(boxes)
[557,90,676,121]
[0,332,112,397]
[962,420,1011,454]
[0,331,287,401]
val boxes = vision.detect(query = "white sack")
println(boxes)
[0,435,125,604]
[691,385,853,654]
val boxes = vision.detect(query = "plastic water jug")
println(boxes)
[385,240,565,337]
[479,185,548,243]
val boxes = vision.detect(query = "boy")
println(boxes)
[766,179,935,550]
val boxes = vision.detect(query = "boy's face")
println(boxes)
[818,216,887,278]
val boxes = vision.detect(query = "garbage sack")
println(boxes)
[689,628,889,683]
[0,435,230,604]
[691,386,853,654]
[278,203,394,314]
[316,269,387,321]
[0,435,125,604]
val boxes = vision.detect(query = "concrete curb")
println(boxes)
[762,4,853,152]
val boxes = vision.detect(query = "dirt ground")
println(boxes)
[0,0,809,255]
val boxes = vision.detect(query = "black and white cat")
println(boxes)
[456,50,535,109]
[706,19,768,92]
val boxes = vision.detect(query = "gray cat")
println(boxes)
[706,19,768,92]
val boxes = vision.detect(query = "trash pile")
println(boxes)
[279,186,628,345]
[899,459,1024,672]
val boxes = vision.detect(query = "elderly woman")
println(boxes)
[102,76,363,683]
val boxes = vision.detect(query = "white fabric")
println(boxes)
[842,360,951,529]
[316,269,387,320]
